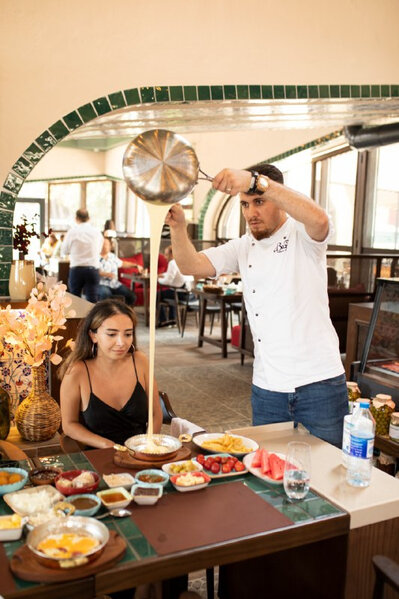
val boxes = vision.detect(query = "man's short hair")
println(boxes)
[246,164,284,185]
[76,209,89,222]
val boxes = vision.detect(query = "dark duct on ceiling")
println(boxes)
[344,122,399,150]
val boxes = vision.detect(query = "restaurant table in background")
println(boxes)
[0,434,351,599]
[195,289,243,358]
[123,272,150,326]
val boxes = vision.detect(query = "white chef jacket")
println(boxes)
[202,217,344,392]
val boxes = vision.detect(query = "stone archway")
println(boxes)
[1,82,398,296]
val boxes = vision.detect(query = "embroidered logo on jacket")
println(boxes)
[273,236,289,253]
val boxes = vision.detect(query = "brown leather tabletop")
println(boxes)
[131,481,292,556]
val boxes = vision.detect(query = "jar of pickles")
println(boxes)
[389,412,399,443]
[347,382,361,414]
[369,394,396,436]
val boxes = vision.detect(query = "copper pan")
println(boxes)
[114,433,182,463]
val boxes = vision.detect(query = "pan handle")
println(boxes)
[197,167,214,182]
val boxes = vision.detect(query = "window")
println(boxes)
[49,183,81,230]
[363,143,399,250]
[86,181,113,231]
[313,149,358,248]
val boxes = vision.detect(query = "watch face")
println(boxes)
[257,176,268,191]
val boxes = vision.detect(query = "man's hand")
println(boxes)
[212,169,252,196]
[165,204,187,229]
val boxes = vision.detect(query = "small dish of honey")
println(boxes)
[96,487,132,510]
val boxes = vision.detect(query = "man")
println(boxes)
[166,165,348,447]
[98,236,136,305]
[61,209,103,303]
[157,245,194,326]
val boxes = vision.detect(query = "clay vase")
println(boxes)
[9,258,36,301]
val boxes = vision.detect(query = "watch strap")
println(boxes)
[247,170,259,194]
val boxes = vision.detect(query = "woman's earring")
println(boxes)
[91,342,97,358]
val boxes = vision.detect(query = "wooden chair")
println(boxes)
[372,555,399,599]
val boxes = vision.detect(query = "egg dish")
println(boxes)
[37,532,99,558]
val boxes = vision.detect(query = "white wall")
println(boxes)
[1,0,399,186]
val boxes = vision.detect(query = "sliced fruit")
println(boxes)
[260,449,270,475]
[269,453,285,480]
[251,449,263,468]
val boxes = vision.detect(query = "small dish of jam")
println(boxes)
[97,487,132,510]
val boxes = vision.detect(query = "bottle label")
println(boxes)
[349,435,374,459]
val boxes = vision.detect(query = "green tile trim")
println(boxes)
[4,172,23,194]
[0,192,16,211]
[0,227,13,244]
[211,85,223,100]
[249,85,261,99]
[93,96,112,115]
[140,87,155,103]
[261,85,273,99]
[261,129,343,164]
[329,85,340,98]
[22,142,44,164]
[0,280,10,295]
[198,187,217,239]
[224,85,236,100]
[35,131,57,152]
[319,85,329,98]
[237,85,249,99]
[124,88,141,105]
[49,120,70,141]
[63,110,83,130]
[285,85,297,99]
[108,92,126,110]
[11,157,31,179]
[184,86,197,101]
[78,103,98,123]
[197,86,210,101]
[155,86,170,102]
[170,86,184,101]
[273,85,285,99]
[0,245,13,261]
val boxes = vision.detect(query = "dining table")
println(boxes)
[0,426,353,599]
[195,288,243,357]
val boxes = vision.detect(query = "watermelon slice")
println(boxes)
[260,449,270,475]
[269,453,285,480]
[251,448,263,468]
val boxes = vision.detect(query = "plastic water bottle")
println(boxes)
[346,399,375,487]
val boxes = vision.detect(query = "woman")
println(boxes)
[60,299,162,448]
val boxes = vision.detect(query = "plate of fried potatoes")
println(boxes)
[192,433,258,456]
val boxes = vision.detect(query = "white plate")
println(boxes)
[162,460,203,476]
[192,454,247,479]
[4,485,65,515]
[193,433,258,456]
[170,472,211,493]
[243,451,286,485]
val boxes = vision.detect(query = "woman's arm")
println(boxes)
[60,363,114,449]
[135,351,163,434]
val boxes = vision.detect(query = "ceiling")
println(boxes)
[59,97,399,152]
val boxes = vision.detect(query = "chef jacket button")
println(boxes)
[251,243,255,246]
[252,289,255,293]
[258,339,261,342]
[249,264,252,268]
[255,313,259,316]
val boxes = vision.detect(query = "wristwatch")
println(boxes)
[247,171,269,195]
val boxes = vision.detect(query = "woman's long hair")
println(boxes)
[58,299,137,380]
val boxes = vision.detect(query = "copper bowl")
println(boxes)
[26,516,109,569]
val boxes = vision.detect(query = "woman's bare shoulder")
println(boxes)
[63,360,89,379]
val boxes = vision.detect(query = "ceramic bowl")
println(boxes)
[0,513,27,541]
[162,459,203,476]
[55,470,100,496]
[135,469,169,487]
[103,472,135,490]
[0,467,28,496]
[29,466,62,486]
[131,483,163,506]
[68,494,101,517]
[170,471,211,493]
[96,487,133,510]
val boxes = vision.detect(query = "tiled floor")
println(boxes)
[136,308,253,598]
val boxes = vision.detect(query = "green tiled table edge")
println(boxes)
[1,453,345,591]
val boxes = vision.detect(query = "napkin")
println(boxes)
[170,417,205,438]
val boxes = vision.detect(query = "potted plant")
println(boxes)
[9,216,40,300]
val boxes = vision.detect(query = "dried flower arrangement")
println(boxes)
[13,215,40,258]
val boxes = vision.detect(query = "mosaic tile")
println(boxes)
[224,85,236,100]
[124,88,141,104]
[0,192,16,211]
[350,85,360,98]
[4,172,23,194]
[93,96,112,115]
[184,86,197,101]
[273,85,285,99]
[48,120,70,141]
[381,85,390,97]
[197,85,210,101]
[261,85,273,99]
[35,131,57,152]
[0,228,12,244]
[296,85,307,99]
[119,544,138,565]
[0,280,9,295]
[237,85,249,99]
[140,87,155,103]
[329,85,340,98]
[249,85,261,99]
[0,263,10,278]
[0,211,14,229]
[308,85,319,98]
[170,86,184,101]
[319,85,329,98]
[63,110,83,130]
[130,535,157,559]
[155,86,169,102]
[78,102,98,122]
[278,502,312,522]
[301,497,341,518]
[371,85,381,98]
[285,85,297,99]
[361,85,371,98]
[391,84,399,97]
[116,518,144,538]
[108,91,126,110]
[12,157,32,178]
[211,85,223,100]
[340,85,350,97]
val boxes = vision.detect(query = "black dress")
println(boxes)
[81,353,147,444]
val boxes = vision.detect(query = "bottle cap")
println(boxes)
[359,399,370,408]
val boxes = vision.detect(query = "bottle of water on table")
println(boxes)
[346,399,375,488]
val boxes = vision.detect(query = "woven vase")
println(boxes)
[15,363,61,441]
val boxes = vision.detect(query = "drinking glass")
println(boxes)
[283,442,311,500]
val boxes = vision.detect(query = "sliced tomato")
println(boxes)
[269,453,285,480]
[251,448,263,468]
[260,449,270,475]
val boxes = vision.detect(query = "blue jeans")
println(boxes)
[251,373,348,447]
[68,266,100,303]
[98,283,136,306]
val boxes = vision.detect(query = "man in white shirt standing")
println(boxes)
[61,209,103,303]
[157,245,194,326]
[166,165,348,447]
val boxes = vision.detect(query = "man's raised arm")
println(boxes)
[165,204,216,278]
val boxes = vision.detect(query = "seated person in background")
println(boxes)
[98,237,136,306]
[59,299,163,448]
[41,232,61,260]
[157,245,194,326]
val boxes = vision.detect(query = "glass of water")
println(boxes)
[283,442,311,501]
